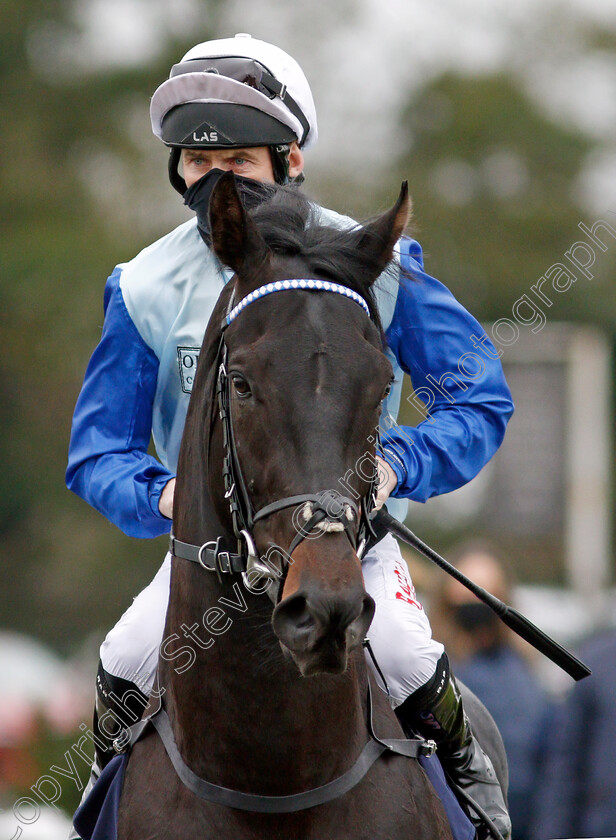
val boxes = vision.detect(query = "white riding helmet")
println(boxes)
[150,34,318,152]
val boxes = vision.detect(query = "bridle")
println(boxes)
[169,278,381,597]
[148,278,442,818]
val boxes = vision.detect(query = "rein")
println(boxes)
[169,278,380,589]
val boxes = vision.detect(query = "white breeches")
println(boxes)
[100,533,443,708]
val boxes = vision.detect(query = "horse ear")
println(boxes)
[209,171,270,277]
[355,181,411,280]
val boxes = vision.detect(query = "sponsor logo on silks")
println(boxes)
[393,557,424,610]
[178,346,200,394]
[192,130,218,143]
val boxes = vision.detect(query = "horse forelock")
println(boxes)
[247,188,394,333]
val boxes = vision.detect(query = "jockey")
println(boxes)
[67,34,512,838]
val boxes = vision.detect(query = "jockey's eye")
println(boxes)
[231,373,251,398]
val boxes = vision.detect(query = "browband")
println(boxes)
[223,279,370,327]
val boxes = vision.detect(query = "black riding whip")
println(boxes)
[372,508,591,682]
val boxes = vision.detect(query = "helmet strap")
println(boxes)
[169,147,187,195]
[269,144,305,186]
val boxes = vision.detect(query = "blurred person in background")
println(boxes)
[66,33,513,838]
[533,627,616,839]
[433,541,550,840]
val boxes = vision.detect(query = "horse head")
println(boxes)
[197,172,409,677]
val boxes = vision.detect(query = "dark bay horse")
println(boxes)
[117,173,453,839]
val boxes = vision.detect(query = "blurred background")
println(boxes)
[1,0,615,836]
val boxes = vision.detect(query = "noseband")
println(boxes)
[169,279,380,592]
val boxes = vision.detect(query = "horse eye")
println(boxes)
[231,374,251,398]
[382,380,393,400]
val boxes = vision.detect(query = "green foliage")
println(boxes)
[385,72,615,326]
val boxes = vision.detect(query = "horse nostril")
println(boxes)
[278,593,308,623]
[272,593,316,649]
[273,589,376,653]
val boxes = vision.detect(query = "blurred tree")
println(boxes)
[311,68,616,370]
[386,72,616,326]
[0,0,222,651]
[320,69,616,330]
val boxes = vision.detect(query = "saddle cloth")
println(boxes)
[74,752,475,839]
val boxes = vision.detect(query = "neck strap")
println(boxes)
[117,677,435,813]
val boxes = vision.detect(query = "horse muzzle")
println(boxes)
[272,585,375,676]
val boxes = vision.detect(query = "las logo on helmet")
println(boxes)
[192,130,219,143]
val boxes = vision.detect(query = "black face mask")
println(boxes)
[451,602,499,633]
[183,168,275,245]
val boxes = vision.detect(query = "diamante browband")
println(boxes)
[224,279,370,326]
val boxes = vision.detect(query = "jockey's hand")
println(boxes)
[374,455,397,511]
[159,478,176,519]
